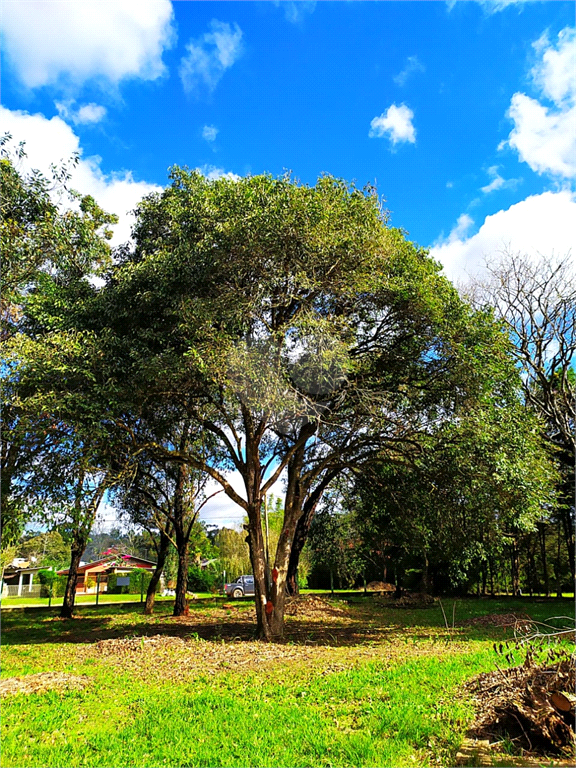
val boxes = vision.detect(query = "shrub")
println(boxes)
[107,569,157,594]
[37,570,67,597]
[187,564,221,593]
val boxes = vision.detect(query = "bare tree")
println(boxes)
[467,250,575,578]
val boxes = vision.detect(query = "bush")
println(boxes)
[107,569,157,595]
[37,570,67,597]
[187,564,221,593]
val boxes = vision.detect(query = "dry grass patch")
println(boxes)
[0,672,92,698]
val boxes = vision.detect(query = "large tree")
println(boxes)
[70,170,530,639]
[1,144,121,615]
[1,141,115,544]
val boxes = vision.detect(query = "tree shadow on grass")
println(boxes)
[2,597,573,648]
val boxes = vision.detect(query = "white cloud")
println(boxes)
[202,125,219,142]
[500,27,576,180]
[480,165,520,194]
[55,100,107,125]
[448,213,474,243]
[179,20,243,95]
[531,28,575,106]
[274,1,317,24]
[481,166,506,194]
[393,56,425,87]
[447,1,537,13]
[369,104,416,146]
[197,165,240,182]
[429,190,576,283]
[1,106,162,246]
[1,0,175,89]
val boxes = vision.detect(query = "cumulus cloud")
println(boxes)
[197,164,240,182]
[369,104,416,146]
[393,56,425,87]
[1,106,162,246]
[179,20,243,94]
[429,190,576,283]
[500,27,576,179]
[1,0,175,89]
[55,100,107,125]
[202,125,219,142]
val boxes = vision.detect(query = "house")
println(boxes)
[1,562,43,598]
[57,553,157,594]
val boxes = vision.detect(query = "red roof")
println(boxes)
[57,555,156,576]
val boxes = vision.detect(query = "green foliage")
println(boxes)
[353,398,557,592]
[18,530,69,569]
[107,568,155,595]
[1,143,121,567]
[309,504,365,588]
[212,527,251,580]
[37,569,67,597]
[187,563,220,593]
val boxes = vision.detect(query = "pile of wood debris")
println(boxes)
[284,595,349,618]
[365,581,396,593]
[463,652,575,760]
[374,592,436,608]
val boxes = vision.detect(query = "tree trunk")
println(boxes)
[556,522,563,598]
[488,557,495,596]
[145,529,170,615]
[560,505,575,581]
[422,550,430,594]
[60,544,83,619]
[173,535,189,616]
[538,523,550,597]
[510,538,520,597]
[246,504,271,640]
[287,509,311,596]
[285,471,335,596]
[394,562,403,599]
[172,461,191,617]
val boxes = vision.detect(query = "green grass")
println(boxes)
[0,592,215,608]
[1,596,574,768]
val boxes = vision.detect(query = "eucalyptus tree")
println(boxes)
[80,169,533,639]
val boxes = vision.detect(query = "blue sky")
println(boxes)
[2,0,574,528]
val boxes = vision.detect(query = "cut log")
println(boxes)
[551,691,576,716]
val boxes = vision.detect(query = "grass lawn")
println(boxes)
[0,588,358,609]
[0,593,214,608]
[1,595,574,768]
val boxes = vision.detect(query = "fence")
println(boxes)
[2,584,43,598]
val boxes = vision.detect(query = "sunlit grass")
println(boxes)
[1,597,573,767]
